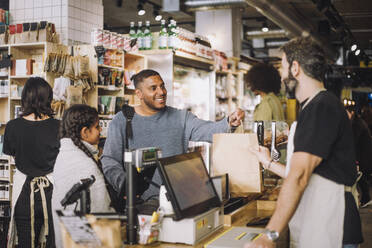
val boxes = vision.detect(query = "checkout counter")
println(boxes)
[59,138,289,248]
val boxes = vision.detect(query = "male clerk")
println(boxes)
[245,37,363,248]
[102,69,245,200]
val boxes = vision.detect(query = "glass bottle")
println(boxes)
[137,21,144,50]
[144,21,152,50]
[159,19,167,49]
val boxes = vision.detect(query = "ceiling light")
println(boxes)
[261,22,269,32]
[355,49,361,56]
[153,9,162,21]
[351,44,357,51]
[137,3,145,16]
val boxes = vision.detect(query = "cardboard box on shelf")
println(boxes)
[11,59,34,76]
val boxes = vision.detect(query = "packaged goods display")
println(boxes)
[0,136,4,156]
[14,105,22,119]
[0,184,10,200]
[9,84,22,98]
[0,25,7,45]
[214,50,228,71]
[0,80,8,96]
[91,28,136,52]
[95,46,124,68]
[97,67,124,87]
[0,9,9,25]
[0,161,9,178]
[11,59,34,76]
[4,21,58,45]
[98,96,127,115]
[176,28,213,60]
[99,119,111,138]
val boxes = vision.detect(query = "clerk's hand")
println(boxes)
[244,234,275,248]
[228,108,245,127]
[250,146,271,169]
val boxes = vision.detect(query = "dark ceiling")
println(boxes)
[103,0,372,63]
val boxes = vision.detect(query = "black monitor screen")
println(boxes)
[158,152,221,220]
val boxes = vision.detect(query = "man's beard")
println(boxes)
[282,69,299,99]
[143,96,166,111]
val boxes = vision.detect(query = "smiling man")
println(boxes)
[101,69,244,201]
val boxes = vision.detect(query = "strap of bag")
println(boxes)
[122,104,135,150]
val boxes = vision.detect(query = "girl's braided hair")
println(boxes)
[60,104,101,167]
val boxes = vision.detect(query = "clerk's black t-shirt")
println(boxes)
[294,91,357,186]
[3,117,60,177]
[294,91,363,244]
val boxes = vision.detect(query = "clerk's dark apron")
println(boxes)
[286,89,344,248]
[8,169,53,248]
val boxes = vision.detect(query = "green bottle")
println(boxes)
[144,21,152,50]
[168,20,178,50]
[129,21,136,40]
[159,19,167,49]
[137,21,144,50]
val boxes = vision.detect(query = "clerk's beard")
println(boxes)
[282,69,299,99]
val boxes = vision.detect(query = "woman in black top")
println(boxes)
[3,77,60,248]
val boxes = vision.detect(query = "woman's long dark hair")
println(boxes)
[60,104,101,166]
[21,77,54,119]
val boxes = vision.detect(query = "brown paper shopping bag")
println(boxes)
[212,133,262,195]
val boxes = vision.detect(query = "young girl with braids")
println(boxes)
[52,104,113,248]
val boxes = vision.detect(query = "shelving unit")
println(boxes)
[215,68,244,121]
[73,45,147,130]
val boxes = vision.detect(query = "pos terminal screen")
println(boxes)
[158,152,221,220]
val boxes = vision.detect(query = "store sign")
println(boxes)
[163,0,179,12]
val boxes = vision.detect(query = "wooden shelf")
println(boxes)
[0,156,9,161]
[10,42,46,49]
[0,95,8,99]
[0,177,10,182]
[10,75,33,79]
[175,50,214,65]
[125,52,145,59]
[216,71,239,76]
[96,85,122,91]
[139,49,214,66]
[216,71,229,75]
[138,49,173,55]
[99,114,114,119]
[10,97,21,100]
[0,199,10,202]
[98,64,124,71]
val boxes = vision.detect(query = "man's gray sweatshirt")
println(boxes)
[101,106,229,199]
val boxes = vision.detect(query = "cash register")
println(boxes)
[155,152,224,245]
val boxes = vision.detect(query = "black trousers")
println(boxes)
[14,177,55,248]
[358,172,371,204]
